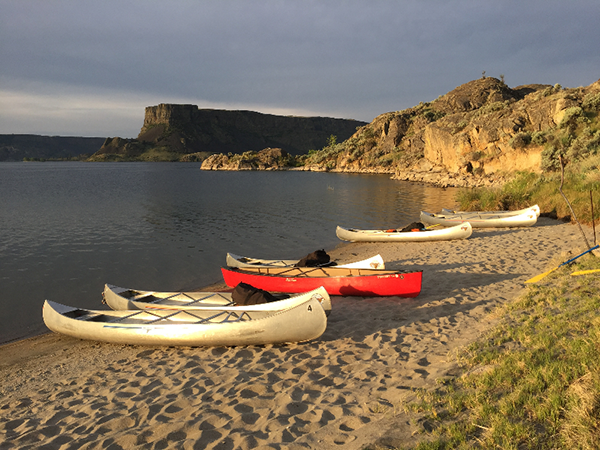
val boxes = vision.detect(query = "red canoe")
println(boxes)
[221,266,422,297]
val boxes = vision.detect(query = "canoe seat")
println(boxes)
[62,309,91,319]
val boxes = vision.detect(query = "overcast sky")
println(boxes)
[1,0,599,138]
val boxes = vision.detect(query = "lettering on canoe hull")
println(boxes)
[376,274,404,279]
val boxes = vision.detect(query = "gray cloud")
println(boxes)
[1,0,599,137]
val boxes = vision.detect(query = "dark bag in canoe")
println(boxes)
[295,249,331,267]
[399,222,425,232]
[232,282,279,305]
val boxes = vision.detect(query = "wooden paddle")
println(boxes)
[525,244,599,284]
[571,268,600,277]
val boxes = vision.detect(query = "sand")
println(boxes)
[1,217,597,450]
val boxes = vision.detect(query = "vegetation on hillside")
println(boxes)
[301,102,438,171]
[540,90,600,170]
[222,149,297,167]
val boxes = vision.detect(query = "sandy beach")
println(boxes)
[1,217,596,449]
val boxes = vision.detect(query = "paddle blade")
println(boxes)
[571,269,600,277]
[524,267,557,284]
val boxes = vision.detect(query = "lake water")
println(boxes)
[0,162,459,344]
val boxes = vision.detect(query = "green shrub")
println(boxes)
[531,131,547,145]
[539,84,563,98]
[423,108,445,122]
[509,132,532,149]
[582,92,600,111]
[541,145,563,171]
[559,107,587,132]
[241,151,257,160]
[456,186,501,211]
[471,101,509,120]
[567,128,600,162]
[451,121,468,134]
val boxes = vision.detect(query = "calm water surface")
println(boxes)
[0,162,459,343]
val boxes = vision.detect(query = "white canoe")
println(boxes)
[420,209,538,228]
[441,204,540,218]
[42,289,328,347]
[335,222,472,242]
[226,253,385,270]
[103,284,332,316]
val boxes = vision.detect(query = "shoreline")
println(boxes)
[0,240,352,352]
[0,241,354,349]
[1,218,597,449]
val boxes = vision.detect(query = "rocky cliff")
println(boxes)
[90,105,366,160]
[302,77,600,187]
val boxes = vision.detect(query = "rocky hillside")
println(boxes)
[89,105,366,161]
[0,135,105,161]
[201,147,295,171]
[301,77,600,187]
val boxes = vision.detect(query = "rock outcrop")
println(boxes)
[201,148,294,170]
[90,105,366,160]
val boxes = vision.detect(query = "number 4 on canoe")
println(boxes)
[525,245,600,284]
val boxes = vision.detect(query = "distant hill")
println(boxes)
[90,105,367,161]
[0,135,106,162]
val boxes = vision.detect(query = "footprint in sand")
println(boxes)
[330,432,357,445]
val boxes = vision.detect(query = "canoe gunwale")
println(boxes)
[221,267,423,297]
[441,204,540,218]
[226,266,416,278]
[226,253,385,269]
[103,284,333,315]
[335,222,472,242]
[420,209,538,228]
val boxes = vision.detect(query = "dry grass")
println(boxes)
[379,252,600,450]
